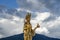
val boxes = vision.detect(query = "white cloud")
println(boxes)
[16,8,34,13]
[30,12,60,38]
[0,34,3,38]
[0,19,7,23]
[10,28,23,35]
[40,16,60,38]
[0,16,24,38]
[0,7,60,38]
[17,0,48,12]
[35,12,51,22]
[13,16,20,21]
[0,11,51,38]
[30,12,50,35]
[27,0,39,5]
[31,12,51,25]
[46,16,60,28]
[36,27,49,34]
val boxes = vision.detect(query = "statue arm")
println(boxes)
[30,23,40,36]
[31,24,40,36]
[34,23,40,31]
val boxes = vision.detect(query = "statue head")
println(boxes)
[25,13,31,23]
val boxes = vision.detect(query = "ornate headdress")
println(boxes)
[25,13,31,19]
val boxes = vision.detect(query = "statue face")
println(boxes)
[25,17,30,22]
[27,17,30,22]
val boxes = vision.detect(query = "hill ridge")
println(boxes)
[0,33,60,40]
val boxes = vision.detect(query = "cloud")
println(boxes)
[30,12,51,36]
[35,12,50,22]
[30,11,60,38]
[10,28,22,35]
[17,0,60,16]
[0,34,3,38]
[46,17,60,28]
[17,8,33,13]
[17,0,49,12]
[0,8,60,38]
[30,12,50,35]
[36,27,49,34]
[16,8,37,18]
[0,8,51,38]
[0,16,24,38]
[40,16,60,38]
[31,12,51,25]
[38,0,60,15]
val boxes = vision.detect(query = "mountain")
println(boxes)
[0,33,60,40]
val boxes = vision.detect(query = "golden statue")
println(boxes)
[23,13,40,40]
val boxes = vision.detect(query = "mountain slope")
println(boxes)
[0,33,60,40]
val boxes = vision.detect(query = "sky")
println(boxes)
[0,0,60,39]
[0,0,18,8]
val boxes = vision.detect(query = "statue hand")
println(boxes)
[36,23,40,28]
[33,23,40,32]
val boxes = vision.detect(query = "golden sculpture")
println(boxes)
[23,13,40,40]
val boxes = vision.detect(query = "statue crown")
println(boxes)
[26,13,31,19]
